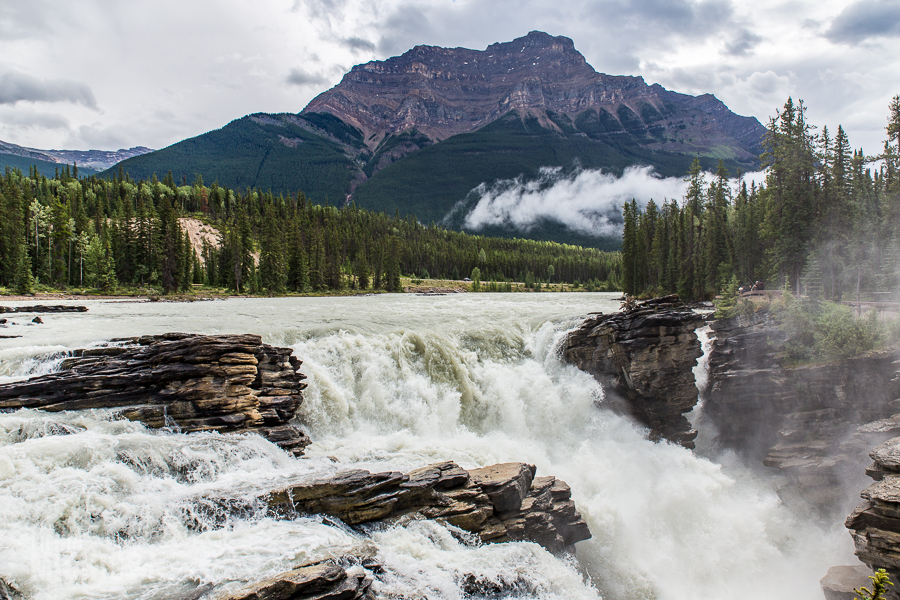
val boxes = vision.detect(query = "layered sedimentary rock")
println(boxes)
[845,437,900,598]
[218,559,375,600]
[0,333,310,455]
[565,295,705,448]
[265,461,590,554]
[706,312,900,507]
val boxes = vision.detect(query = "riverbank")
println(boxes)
[0,277,607,302]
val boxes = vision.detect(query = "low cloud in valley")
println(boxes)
[461,166,689,237]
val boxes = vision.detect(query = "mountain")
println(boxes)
[0,139,153,176]
[107,31,766,246]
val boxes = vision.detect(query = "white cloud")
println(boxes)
[459,166,689,236]
[0,0,895,155]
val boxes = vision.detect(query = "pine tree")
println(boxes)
[14,246,34,294]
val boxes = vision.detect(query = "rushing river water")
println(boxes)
[0,294,857,599]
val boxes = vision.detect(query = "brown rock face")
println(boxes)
[706,312,900,508]
[565,295,705,448]
[0,333,310,456]
[217,560,374,600]
[845,438,900,599]
[820,565,876,600]
[265,461,591,554]
[303,31,764,161]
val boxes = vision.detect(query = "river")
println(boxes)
[0,294,856,599]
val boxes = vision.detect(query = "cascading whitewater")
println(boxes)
[0,295,857,599]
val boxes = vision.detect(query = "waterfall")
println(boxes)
[0,296,855,599]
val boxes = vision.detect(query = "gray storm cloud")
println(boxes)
[460,166,690,236]
[0,71,97,109]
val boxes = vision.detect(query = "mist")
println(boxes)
[455,165,768,238]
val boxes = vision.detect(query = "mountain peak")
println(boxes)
[301,31,761,163]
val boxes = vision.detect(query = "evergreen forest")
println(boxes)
[0,165,621,296]
[621,96,900,302]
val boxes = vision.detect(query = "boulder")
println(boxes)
[0,333,310,455]
[820,565,875,600]
[215,561,373,600]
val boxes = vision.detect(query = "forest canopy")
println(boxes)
[621,95,900,302]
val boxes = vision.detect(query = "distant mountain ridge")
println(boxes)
[0,139,153,173]
[106,31,767,248]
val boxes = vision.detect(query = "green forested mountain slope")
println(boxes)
[353,112,753,231]
[102,113,359,204]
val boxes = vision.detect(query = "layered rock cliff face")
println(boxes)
[565,295,705,448]
[845,437,900,599]
[706,312,900,507]
[303,31,765,160]
[0,333,310,456]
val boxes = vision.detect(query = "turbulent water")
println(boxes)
[0,294,856,599]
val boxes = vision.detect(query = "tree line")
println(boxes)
[621,96,900,301]
[0,166,622,295]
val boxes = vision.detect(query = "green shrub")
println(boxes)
[855,569,892,600]
[772,295,885,363]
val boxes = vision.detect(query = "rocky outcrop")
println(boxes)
[264,461,590,554]
[0,333,310,456]
[844,437,900,598]
[0,305,88,313]
[565,295,705,448]
[218,559,375,600]
[706,312,900,508]
[304,31,765,161]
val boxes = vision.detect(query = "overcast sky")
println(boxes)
[1,0,897,155]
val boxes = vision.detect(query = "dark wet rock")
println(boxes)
[565,295,705,448]
[31,316,42,324]
[706,311,900,508]
[265,461,590,554]
[0,579,23,600]
[215,560,374,600]
[820,565,875,600]
[460,573,535,598]
[0,333,310,456]
[0,305,87,313]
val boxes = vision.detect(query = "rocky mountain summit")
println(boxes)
[304,31,764,163]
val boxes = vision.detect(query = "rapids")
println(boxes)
[0,294,856,599]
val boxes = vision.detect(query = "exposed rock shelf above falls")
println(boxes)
[0,333,311,455]
[565,295,706,448]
